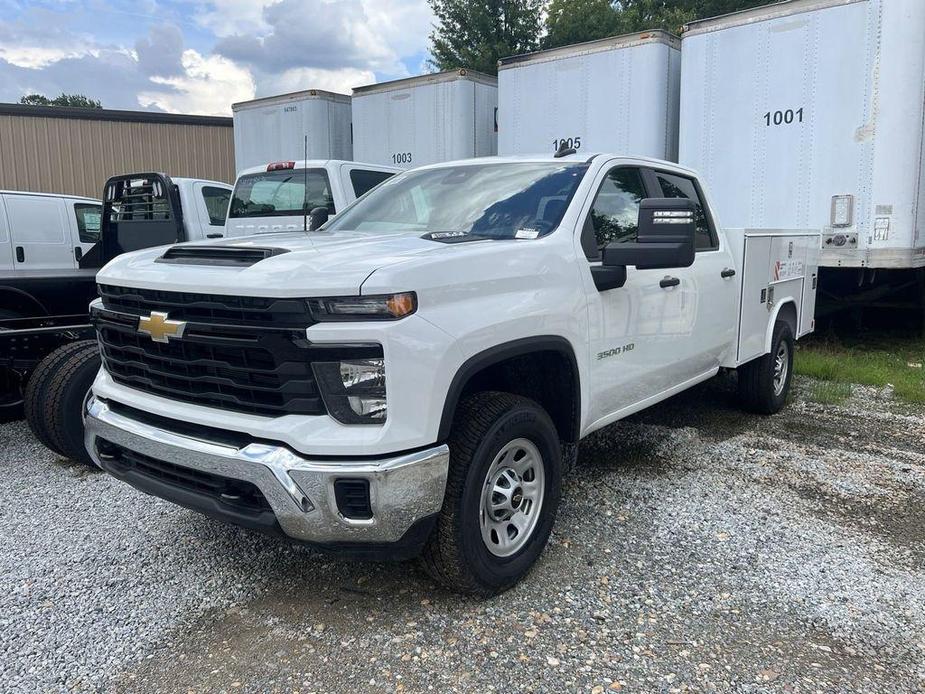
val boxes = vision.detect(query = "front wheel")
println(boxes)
[420,391,562,596]
[737,320,794,414]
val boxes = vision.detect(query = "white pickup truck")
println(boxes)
[84,154,819,595]
[225,159,399,237]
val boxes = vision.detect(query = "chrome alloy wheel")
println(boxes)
[479,438,545,557]
[773,341,790,397]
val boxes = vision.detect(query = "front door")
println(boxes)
[580,164,691,427]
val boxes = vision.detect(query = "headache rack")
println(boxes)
[80,173,186,269]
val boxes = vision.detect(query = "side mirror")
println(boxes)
[308,206,330,231]
[602,198,696,271]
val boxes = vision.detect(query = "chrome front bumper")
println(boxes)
[84,396,449,546]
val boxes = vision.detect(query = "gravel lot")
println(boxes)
[1,375,923,693]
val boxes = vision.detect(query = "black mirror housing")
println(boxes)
[308,206,330,231]
[602,198,696,270]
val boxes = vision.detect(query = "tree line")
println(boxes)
[429,0,775,75]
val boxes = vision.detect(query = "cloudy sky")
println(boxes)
[0,0,435,115]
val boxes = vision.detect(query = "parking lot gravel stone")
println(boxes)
[1,375,923,692]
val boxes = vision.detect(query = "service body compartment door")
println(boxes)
[737,235,772,363]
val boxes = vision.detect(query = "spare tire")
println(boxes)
[24,340,101,466]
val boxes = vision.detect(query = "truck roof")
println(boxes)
[0,189,99,203]
[499,29,679,70]
[412,153,701,177]
[235,160,402,178]
[169,177,232,189]
[682,0,856,36]
[232,89,351,111]
[352,69,497,97]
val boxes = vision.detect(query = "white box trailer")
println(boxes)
[232,90,352,173]
[497,31,681,160]
[351,70,498,169]
[679,0,925,275]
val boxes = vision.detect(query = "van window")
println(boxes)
[74,203,102,243]
[583,167,647,259]
[653,171,717,251]
[7,196,64,243]
[201,186,231,225]
[350,169,395,198]
[229,169,334,218]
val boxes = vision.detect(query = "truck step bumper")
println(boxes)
[84,396,449,552]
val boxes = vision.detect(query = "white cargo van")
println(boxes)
[498,31,681,160]
[232,90,353,173]
[0,191,101,276]
[352,70,498,169]
[679,0,925,311]
[225,160,400,236]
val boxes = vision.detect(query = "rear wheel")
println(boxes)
[737,320,794,414]
[420,391,562,596]
[24,340,100,465]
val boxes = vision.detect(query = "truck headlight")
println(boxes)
[312,358,387,424]
[307,292,416,321]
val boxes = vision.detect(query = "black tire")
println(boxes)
[738,320,794,414]
[24,340,100,465]
[420,391,562,596]
[0,309,26,423]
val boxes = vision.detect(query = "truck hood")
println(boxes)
[96,230,450,296]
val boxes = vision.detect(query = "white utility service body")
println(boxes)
[351,70,498,169]
[498,31,681,160]
[84,154,818,594]
[679,0,925,270]
[224,159,400,237]
[232,90,353,173]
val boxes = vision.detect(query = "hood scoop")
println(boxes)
[156,245,290,267]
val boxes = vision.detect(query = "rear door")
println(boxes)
[6,194,75,272]
[648,168,737,377]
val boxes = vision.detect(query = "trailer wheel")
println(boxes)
[737,320,794,414]
[0,309,26,423]
[24,340,100,466]
[420,391,562,596]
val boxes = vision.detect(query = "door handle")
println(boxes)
[15,246,24,263]
[721,268,736,278]
[75,246,83,261]
[206,233,224,238]
[659,276,681,289]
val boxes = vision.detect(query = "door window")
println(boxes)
[201,186,231,225]
[582,167,647,260]
[349,169,395,198]
[74,203,102,243]
[653,171,717,251]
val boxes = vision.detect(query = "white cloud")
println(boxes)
[257,66,375,97]
[137,49,255,115]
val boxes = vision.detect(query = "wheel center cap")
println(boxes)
[511,488,524,508]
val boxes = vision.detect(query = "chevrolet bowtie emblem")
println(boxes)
[138,311,187,343]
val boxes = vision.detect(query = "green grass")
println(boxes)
[795,334,925,404]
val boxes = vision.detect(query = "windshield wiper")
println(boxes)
[422,231,496,244]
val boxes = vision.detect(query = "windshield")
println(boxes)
[229,169,334,218]
[324,162,589,239]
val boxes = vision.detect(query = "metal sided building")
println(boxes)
[232,90,352,173]
[0,103,234,199]
[680,0,925,273]
[352,70,498,169]
[497,31,681,160]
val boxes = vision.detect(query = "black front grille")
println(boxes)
[98,439,272,515]
[98,284,313,328]
[95,309,325,416]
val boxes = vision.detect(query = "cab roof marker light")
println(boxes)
[267,161,296,171]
